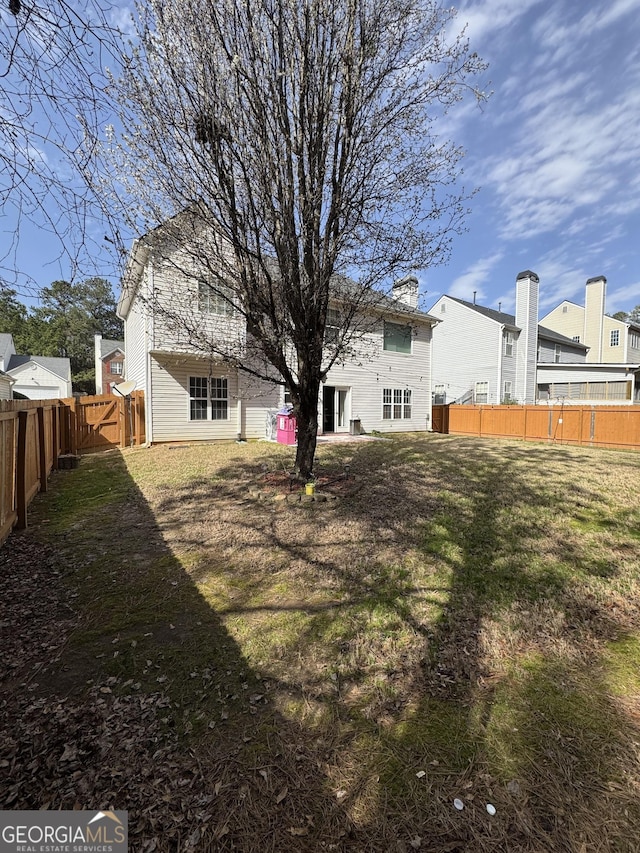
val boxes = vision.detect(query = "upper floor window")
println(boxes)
[433,384,445,404]
[554,344,561,363]
[610,329,620,347]
[383,321,412,354]
[503,331,514,357]
[198,280,235,316]
[325,308,341,344]
[630,332,640,349]
[475,381,488,404]
[110,361,123,375]
[572,335,581,343]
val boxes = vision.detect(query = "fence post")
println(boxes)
[52,405,59,470]
[120,397,127,449]
[37,406,47,493]
[69,397,79,455]
[16,410,28,530]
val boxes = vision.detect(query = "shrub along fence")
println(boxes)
[0,391,145,544]
[432,403,640,451]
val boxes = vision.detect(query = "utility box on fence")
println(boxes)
[276,408,297,445]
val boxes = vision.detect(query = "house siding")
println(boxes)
[0,377,12,400]
[9,362,69,399]
[540,303,584,343]
[602,316,627,362]
[431,297,501,403]
[150,251,246,356]
[324,320,433,432]
[150,354,280,442]
[124,289,148,395]
[537,339,586,364]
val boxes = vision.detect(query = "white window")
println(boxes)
[572,335,581,343]
[110,360,123,375]
[189,377,208,420]
[475,381,488,404]
[503,381,513,403]
[610,329,620,347]
[383,388,412,419]
[325,308,340,344]
[503,331,514,357]
[630,332,640,349]
[383,321,412,354]
[198,280,235,316]
[440,303,446,313]
[554,344,561,363]
[562,305,568,313]
[211,378,228,420]
[189,376,228,420]
[434,384,445,404]
[403,389,412,419]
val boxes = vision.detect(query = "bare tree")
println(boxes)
[98,0,486,477]
[1,0,123,291]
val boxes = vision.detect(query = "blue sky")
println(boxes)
[2,0,639,318]
[423,0,640,318]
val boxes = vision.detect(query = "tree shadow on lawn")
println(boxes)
[152,434,640,851]
[0,451,369,852]
[3,437,639,852]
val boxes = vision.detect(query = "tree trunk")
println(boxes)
[294,375,320,480]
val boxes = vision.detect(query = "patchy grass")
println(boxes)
[2,434,640,851]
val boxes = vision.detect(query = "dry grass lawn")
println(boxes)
[2,433,640,851]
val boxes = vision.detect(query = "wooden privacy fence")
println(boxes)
[432,404,640,451]
[0,391,145,544]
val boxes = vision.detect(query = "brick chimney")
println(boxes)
[515,270,539,404]
[392,275,419,309]
[584,275,607,363]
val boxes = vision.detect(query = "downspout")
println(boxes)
[497,325,504,404]
[236,367,244,441]
[146,259,154,445]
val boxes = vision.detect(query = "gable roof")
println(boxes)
[7,355,71,381]
[440,295,588,350]
[538,324,589,350]
[444,295,520,329]
[100,339,125,359]
[119,225,438,326]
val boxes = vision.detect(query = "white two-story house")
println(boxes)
[118,225,438,444]
[429,270,639,406]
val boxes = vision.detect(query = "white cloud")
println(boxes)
[449,252,504,301]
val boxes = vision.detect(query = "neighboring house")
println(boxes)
[118,229,438,444]
[430,271,570,405]
[0,332,72,399]
[541,276,640,364]
[94,334,125,394]
[0,334,15,375]
[0,369,15,400]
[6,355,73,400]
[430,270,639,406]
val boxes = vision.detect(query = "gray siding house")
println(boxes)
[118,229,438,444]
[430,270,638,406]
[430,271,585,405]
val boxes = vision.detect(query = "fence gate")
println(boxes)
[431,404,450,434]
[74,395,122,451]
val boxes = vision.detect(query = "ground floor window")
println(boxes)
[383,388,412,419]
[189,376,228,420]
